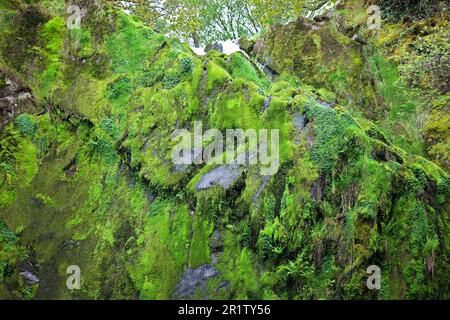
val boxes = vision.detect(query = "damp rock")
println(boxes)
[20,271,39,285]
[173,265,224,299]
[195,164,243,191]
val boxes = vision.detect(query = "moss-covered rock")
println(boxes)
[0,1,448,300]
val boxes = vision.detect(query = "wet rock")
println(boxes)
[293,113,308,145]
[20,271,39,285]
[62,239,81,249]
[311,175,328,201]
[209,230,223,253]
[173,264,223,299]
[64,159,77,177]
[29,197,44,207]
[261,96,272,112]
[195,164,243,191]
[261,64,278,79]
[293,113,307,131]
[316,99,333,109]
[205,42,223,53]
[252,175,271,203]
[305,126,314,149]
[146,189,155,203]
[314,11,334,23]
[0,72,37,130]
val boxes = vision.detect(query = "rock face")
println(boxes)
[0,72,37,130]
[261,96,272,113]
[292,113,307,145]
[19,271,39,285]
[0,1,448,301]
[205,42,224,53]
[195,165,243,191]
[173,265,222,299]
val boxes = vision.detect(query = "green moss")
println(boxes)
[107,13,154,75]
[216,230,261,299]
[0,219,28,298]
[229,53,269,90]
[306,101,360,173]
[131,200,193,300]
[0,2,448,300]
[353,157,393,219]
[107,76,132,100]
[210,83,261,130]
[37,16,65,97]
[57,72,109,119]
[0,76,5,90]
[206,61,231,94]
[188,216,213,268]
[69,28,94,58]
[0,126,38,208]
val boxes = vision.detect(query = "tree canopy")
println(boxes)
[111,0,337,46]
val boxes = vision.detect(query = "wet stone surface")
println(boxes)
[195,164,243,191]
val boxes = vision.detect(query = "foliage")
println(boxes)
[15,114,36,136]
[107,77,132,100]
[114,0,341,45]
[377,0,446,21]
[0,0,448,301]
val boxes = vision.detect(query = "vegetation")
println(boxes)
[0,0,448,301]
[113,0,340,45]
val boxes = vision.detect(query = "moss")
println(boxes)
[106,13,155,75]
[188,216,213,268]
[0,220,29,299]
[305,101,360,173]
[0,126,38,208]
[210,82,261,130]
[107,76,132,100]
[36,16,65,97]
[216,230,261,299]
[206,61,231,94]
[57,72,109,120]
[130,200,193,299]
[0,76,5,90]
[424,106,450,171]
[353,157,393,219]
[0,2,448,300]
[229,52,269,90]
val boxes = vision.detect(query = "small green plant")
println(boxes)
[230,53,269,90]
[35,193,56,207]
[99,117,116,137]
[379,0,443,21]
[137,67,163,87]
[164,73,180,89]
[0,76,6,90]
[15,114,36,136]
[92,137,117,164]
[179,57,194,78]
[163,57,194,89]
[107,77,132,100]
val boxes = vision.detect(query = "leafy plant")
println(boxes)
[15,114,36,136]
[107,77,132,100]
